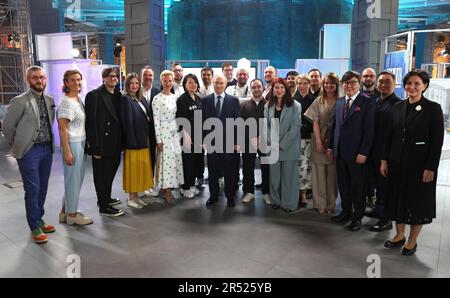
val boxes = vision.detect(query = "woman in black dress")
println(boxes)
[176,74,203,199]
[381,70,444,256]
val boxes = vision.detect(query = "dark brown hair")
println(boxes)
[268,78,294,108]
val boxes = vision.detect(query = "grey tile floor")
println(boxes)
[0,135,449,278]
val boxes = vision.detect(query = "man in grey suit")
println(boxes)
[2,66,56,244]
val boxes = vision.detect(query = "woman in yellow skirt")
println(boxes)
[120,73,153,209]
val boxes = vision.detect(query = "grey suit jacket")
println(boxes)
[262,100,301,162]
[2,89,55,159]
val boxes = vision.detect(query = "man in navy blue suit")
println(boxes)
[327,71,376,231]
[202,74,241,208]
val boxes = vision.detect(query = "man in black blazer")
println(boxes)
[85,67,124,217]
[327,71,376,231]
[203,74,241,208]
[141,67,160,176]
[367,72,401,232]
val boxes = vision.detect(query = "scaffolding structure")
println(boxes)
[0,0,33,105]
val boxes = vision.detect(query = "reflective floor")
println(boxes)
[0,135,449,278]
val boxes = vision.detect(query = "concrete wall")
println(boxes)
[351,0,399,73]
[124,0,165,81]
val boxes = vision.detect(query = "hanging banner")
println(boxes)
[384,50,409,99]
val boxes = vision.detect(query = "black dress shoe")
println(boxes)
[347,219,362,232]
[206,198,218,207]
[369,220,393,232]
[271,204,281,210]
[331,212,352,224]
[384,238,406,248]
[227,200,235,208]
[401,244,417,256]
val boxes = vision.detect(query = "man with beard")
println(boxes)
[225,68,252,102]
[199,67,214,98]
[361,68,380,208]
[171,63,185,98]
[285,71,300,101]
[3,66,56,244]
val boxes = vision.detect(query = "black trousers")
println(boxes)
[195,150,205,180]
[207,152,239,201]
[92,154,121,209]
[181,152,204,190]
[336,156,368,220]
[372,158,388,220]
[366,157,375,197]
[242,152,269,195]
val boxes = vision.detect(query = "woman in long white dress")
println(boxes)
[152,70,184,204]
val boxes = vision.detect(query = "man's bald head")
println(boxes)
[213,74,227,94]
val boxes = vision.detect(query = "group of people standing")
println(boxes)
[1,63,444,257]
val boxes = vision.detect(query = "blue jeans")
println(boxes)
[17,143,53,230]
[62,141,86,214]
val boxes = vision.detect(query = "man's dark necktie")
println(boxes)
[343,98,351,119]
[215,95,222,117]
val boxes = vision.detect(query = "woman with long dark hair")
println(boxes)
[262,78,302,213]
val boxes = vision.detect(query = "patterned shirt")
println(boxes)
[32,91,52,144]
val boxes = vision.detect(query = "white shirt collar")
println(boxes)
[214,92,225,99]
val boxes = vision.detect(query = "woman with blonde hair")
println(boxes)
[152,70,184,204]
[121,72,153,209]
[304,72,340,214]
[58,69,93,225]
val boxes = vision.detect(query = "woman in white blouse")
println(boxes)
[57,70,93,226]
[152,70,184,204]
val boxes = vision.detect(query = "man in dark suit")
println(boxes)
[85,67,124,217]
[361,67,381,207]
[327,71,376,231]
[141,67,159,175]
[367,71,401,232]
[203,74,241,208]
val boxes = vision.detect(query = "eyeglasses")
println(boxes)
[173,69,183,72]
[107,74,118,79]
[343,80,359,86]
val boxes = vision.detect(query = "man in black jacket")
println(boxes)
[367,71,401,232]
[85,67,124,217]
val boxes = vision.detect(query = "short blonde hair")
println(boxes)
[160,70,174,81]
[296,74,311,84]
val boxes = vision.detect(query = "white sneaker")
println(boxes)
[137,191,150,198]
[136,198,148,206]
[181,188,195,199]
[66,213,94,226]
[242,193,255,203]
[263,194,271,205]
[127,199,143,209]
[142,197,165,204]
[190,186,200,196]
[219,177,225,190]
[148,187,160,197]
